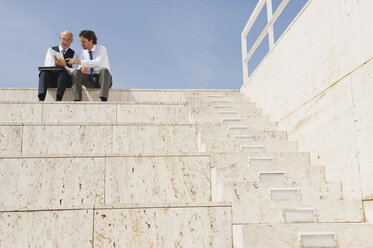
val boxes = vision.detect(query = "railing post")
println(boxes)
[241,0,289,83]
[242,36,249,85]
[266,0,275,50]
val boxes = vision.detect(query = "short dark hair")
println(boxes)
[79,30,97,44]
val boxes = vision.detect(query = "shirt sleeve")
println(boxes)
[80,46,107,68]
[44,48,55,66]
[66,52,80,74]
[75,50,84,71]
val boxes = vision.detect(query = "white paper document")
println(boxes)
[48,48,64,60]
[46,48,72,72]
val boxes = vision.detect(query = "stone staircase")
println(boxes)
[0,88,372,247]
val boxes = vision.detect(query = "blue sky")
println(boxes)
[0,0,307,89]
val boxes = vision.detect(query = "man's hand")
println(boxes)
[81,66,89,74]
[54,55,66,67]
[67,58,80,65]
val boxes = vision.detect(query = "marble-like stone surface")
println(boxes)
[19,125,200,156]
[117,104,187,123]
[0,157,105,210]
[105,156,210,204]
[198,123,288,153]
[109,90,183,103]
[241,0,373,122]
[364,200,373,223]
[0,103,42,124]
[0,210,93,247]
[216,165,325,184]
[0,126,22,155]
[188,103,260,123]
[240,223,373,248]
[210,152,310,169]
[43,103,116,124]
[199,123,286,143]
[0,88,37,102]
[279,76,362,200]
[0,102,188,125]
[94,206,232,247]
[221,180,342,202]
[232,200,363,224]
[240,0,373,200]
[113,125,198,154]
[0,88,238,103]
[350,60,373,200]
[21,125,112,155]
[206,139,297,153]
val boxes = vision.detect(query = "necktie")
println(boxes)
[61,49,65,56]
[89,50,93,80]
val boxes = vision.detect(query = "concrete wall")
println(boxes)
[241,0,373,200]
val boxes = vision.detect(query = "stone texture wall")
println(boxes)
[241,0,373,204]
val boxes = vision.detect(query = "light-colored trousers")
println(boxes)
[72,68,112,101]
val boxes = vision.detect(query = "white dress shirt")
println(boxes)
[79,45,111,74]
[43,45,78,74]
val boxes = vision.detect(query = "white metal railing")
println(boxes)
[241,0,290,84]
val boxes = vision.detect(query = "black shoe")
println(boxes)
[74,99,81,101]
[56,94,62,101]
[100,97,107,101]
[38,93,45,101]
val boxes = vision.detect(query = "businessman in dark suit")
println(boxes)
[38,30,78,101]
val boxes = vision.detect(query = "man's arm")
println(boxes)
[68,48,107,69]
[81,46,107,68]
[68,50,91,73]
[44,48,66,67]
[54,55,66,67]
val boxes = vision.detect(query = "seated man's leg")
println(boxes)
[38,71,55,101]
[56,70,68,101]
[72,70,95,101]
[97,68,112,101]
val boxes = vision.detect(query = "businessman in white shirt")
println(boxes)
[68,30,112,101]
[38,30,78,101]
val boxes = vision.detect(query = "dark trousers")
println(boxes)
[72,68,112,101]
[38,70,71,100]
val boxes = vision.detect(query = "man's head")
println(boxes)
[59,30,73,50]
[79,30,97,50]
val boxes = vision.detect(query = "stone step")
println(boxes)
[188,105,261,122]
[212,103,259,111]
[185,95,252,104]
[218,180,342,201]
[0,203,232,247]
[215,165,326,184]
[220,116,277,129]
[198,119,278,132]
[0,88,240,103]
[210,152,310,169]
[181,90,242,99]
[0,102,269,125]
[94,204,232,247]
[234,223,373,248]
[240,145,265,152]
[232,199,363,224]
[1,124,293,156]
[193,99,252,105]
[365,201,373,223]
[199,124,287,143]
[0,209,93,247]
[204,140,298,153]
[226,125,284,135]
[0,155,211,211]
[0,102,188,124]
[0,124,198,156]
